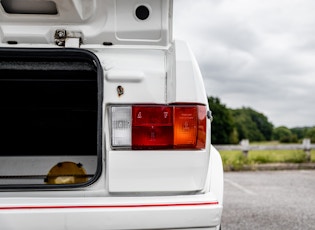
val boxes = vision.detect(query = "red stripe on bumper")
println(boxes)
[0,201,219,210]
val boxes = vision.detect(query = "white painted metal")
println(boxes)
[65,37,80,47]
[0,0,223,229]
[108,150,210,192]
[98,49,167,104]
[167,40,209,104]
[208,146,224,206]
[0,0,172,46]
[0,194,222,230]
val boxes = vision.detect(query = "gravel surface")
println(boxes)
[221,170,315,230]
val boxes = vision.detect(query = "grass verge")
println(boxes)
[220,149,315,171]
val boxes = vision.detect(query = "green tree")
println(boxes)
[291,127,310,140]
[208,97,237,144]
[306,127,315,143]
[250,110,273,141]
[232,107,273,142]
[273,126,297,143]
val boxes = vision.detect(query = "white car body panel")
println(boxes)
[0,194,222,230]
[98,48,167,104]
[108,150,210,192]
[0,0,223,229]
[0,0,172,46]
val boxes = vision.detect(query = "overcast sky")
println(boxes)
[173,0,315,128]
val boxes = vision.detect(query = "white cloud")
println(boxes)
[174,0,315,127]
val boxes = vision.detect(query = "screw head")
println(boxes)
[58,31,65,38]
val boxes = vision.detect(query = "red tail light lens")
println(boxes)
[132,106,173,149]
[111,104,207,150]
[196,106,207,149]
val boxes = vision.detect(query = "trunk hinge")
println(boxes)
[54,29,82,48]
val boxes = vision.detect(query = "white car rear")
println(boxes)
[0,0,223,229]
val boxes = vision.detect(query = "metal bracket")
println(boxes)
[54,29,82,47]
[207,110,213,122]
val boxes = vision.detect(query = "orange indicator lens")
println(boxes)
[173,106,198,148]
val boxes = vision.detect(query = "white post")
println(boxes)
[240,139,249,158]
[303,138,311,162]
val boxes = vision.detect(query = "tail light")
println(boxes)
[110,104,207,150]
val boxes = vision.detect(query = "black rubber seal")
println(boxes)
[0,47,103,190]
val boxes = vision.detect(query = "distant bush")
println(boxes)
[272,126,298,143]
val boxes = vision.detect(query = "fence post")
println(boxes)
[240,139,249,158]
[303,138,311,162]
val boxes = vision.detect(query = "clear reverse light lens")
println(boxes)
[111,106,131,147]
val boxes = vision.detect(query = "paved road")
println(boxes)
[221,170,315,230]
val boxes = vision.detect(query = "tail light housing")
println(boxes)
[110,104,207,150]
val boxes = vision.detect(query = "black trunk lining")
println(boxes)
[0,50,98,156]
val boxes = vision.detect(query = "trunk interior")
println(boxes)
[0,48,101,186]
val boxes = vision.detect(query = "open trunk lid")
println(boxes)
[0,0,173,47]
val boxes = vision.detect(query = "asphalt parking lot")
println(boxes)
[221,170,315,230]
